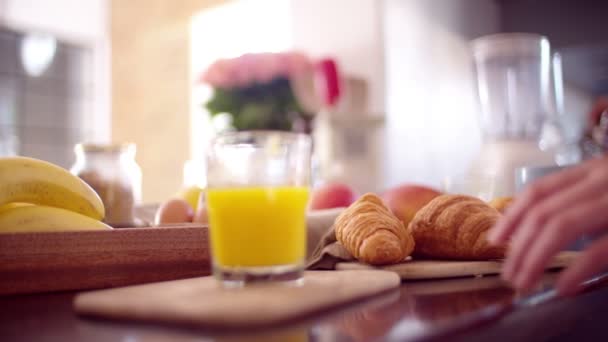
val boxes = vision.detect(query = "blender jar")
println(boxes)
[469,33,560,195]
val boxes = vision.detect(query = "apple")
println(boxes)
[382,184,442,227]
[310,182,356,210]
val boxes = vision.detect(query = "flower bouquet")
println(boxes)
[200,52,317,132]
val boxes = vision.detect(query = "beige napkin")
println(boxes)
[305,208,356,270]
[305,208,341,253]
[306,226,355,270]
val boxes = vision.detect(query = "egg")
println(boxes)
[154,199,194,225]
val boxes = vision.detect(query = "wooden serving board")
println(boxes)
[74,270,400,329]
[335,251,579,280]
[0,225,210,295]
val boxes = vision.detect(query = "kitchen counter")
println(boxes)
[3,272,608,341]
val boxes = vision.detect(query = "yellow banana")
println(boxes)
[176,185,203,211]
[0,157,105,220]
[0,205,112,233]
[0,202,33,215]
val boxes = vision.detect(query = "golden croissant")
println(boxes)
[335,193,415,265]
[408,194,506,260]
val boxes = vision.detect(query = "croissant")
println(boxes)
[408,194,506,260]
[335,193,415,265]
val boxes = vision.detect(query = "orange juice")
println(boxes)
[206,186,309,267]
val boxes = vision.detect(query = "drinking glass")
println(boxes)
[206,131,312,286]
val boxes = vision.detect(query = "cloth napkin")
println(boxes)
[306,226,355,270]
[305,208,355,270]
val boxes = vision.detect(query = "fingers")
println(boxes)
[501,176,607,281]
[507,194,608,291]
[557,236,608,296]
[488,164,589,245]
[588,97,608,128]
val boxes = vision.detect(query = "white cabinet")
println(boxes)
[0,0,107,43]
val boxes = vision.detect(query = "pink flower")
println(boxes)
[200,52,313,89]
[255,53,284,84]
[200,58,232,88]
[231,53,256,87]
[286,51,313,76]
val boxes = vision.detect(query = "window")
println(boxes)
[0,28,97,167]
[187,0,293,186]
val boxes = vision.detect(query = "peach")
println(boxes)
[310,182,356,210]
[382,184,441,227]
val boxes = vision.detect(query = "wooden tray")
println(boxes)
[336,251,579,280]
[0,225,210,295]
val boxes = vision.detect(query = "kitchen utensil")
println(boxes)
[469,33,560,195]
[514,164,569,192]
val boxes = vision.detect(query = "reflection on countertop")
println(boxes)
[4,271,605,342]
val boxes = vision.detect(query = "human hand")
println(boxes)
[487,156,608,296]
[588,97,608,129]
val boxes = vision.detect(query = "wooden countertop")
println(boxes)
[3,272,608,341]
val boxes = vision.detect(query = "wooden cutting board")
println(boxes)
[74,270,400,328]
[335,251,579,279]
[0,225,210,295]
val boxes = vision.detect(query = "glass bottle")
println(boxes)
[70,143,142,227]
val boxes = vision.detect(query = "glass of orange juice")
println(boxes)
[206,131,311,286]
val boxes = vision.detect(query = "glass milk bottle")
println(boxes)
[469,33,559,196]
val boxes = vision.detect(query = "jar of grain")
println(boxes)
[70,143,142,227]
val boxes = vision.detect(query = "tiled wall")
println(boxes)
[0,28,93,168]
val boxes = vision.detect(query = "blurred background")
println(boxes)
[1,0,607,204]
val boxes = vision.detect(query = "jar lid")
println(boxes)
[75,143,136,154]
[470,33,550,61]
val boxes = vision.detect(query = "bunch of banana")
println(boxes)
[0,156,112,233]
